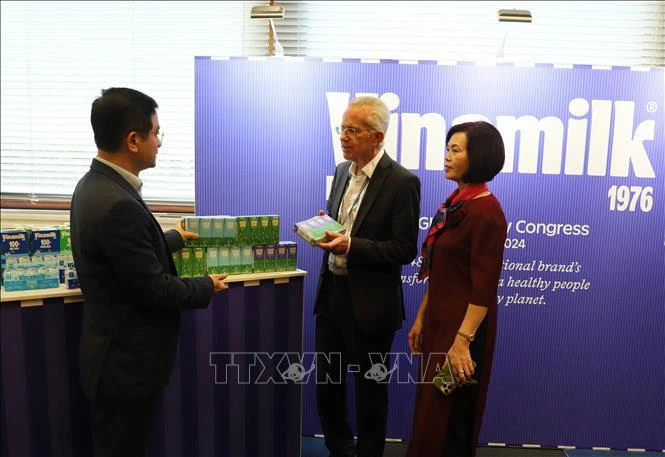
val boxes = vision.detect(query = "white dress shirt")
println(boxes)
[94,156,143,196]
[328,150,385,275]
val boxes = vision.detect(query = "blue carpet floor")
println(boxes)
[301,436,327,457]
[565,451,662,457]
[302,436,663,457]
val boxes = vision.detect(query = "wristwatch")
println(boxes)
[456,331,475,342]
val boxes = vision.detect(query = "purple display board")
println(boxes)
[0,279,304,457]
[195,57,664,451]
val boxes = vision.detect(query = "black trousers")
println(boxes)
[315,273,395,457]
[92,393,159,457]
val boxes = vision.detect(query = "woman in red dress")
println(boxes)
[406,121,507,457]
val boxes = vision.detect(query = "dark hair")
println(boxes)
[446,121,505,183]
[90,88,158,152]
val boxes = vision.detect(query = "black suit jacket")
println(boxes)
[70,159,214,400]
[315,152,421,334]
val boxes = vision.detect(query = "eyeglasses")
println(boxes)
[335,126,372,137]
[150,131,164,144]
[129,129,164,144]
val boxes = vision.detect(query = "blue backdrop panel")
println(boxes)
[194,56,665,451]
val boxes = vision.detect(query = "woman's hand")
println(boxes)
[446,336,474,383]
[408,317,424,354]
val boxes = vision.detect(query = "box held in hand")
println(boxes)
[293,214,346,246]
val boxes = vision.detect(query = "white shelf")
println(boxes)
[1,269,308,306]
[224,269,307,284]
[0,285,83,305]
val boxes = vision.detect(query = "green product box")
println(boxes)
[191,247,206,275]
[206,247,220,274]
[293,215,345,246]
[211,218,225,246]
[306,219,326,242]
[241,246,254,274]
[172,250,182,276]
[259,216,271,244]
[252,244,265,273]
[223,217,238,246]
[218,246,230,274]
[180,248,192,277]
[247,216,260,245]
[281,241,297,271]
[264,244,276,273]
[236,217,248,245]
[199,217,213,245]
[59,226,72,252]
[275,243,287,271]
[229,246,242,275]
[184,217,200,247]
[269,215,280,244]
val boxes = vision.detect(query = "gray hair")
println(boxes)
[348,96,390,147]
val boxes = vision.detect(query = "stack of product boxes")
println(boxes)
[1,226,78,292]
[172,215,298,277]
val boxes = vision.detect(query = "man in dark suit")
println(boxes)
[70,87,228,457]
[315,96,421,457]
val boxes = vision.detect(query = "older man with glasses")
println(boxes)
[314,96,421,457]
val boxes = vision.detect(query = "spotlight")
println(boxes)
[250,5,285,19]
[498,9,532,23]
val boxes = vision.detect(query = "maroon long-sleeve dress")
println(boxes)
[407,194,507,457]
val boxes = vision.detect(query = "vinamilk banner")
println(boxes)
[194,57,664,452]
